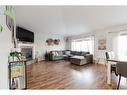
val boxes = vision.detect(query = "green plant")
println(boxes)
[10,52,23,60]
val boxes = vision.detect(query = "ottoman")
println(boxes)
[70,56,87,65]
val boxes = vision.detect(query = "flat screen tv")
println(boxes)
[16,26,34,43]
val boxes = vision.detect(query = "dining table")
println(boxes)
[107,57,127,84]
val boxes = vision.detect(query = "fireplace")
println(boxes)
[18,43,35,62]
[21,47,33,60]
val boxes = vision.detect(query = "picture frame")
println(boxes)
[98,39,106,50]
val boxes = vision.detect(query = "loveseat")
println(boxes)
[46,51,66,61]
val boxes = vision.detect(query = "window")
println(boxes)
[71,36,94,54]
[118,34,127,59]
[108,31,127,59]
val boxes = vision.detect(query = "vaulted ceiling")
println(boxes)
[14,6,127,36]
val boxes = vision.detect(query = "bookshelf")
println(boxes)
[8,60,27,89]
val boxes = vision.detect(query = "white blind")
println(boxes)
[107,30,127,59]
[71,36,94,54]
[118,34,127,59]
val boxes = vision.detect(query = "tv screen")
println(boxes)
[16,27,34,43]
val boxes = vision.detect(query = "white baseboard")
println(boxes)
[94,58,106,64]
[26,59,36,65]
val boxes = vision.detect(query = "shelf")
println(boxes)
[9,60,27,63]
[9,60,27,89]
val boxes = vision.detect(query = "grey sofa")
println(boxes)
[46,51,67,61]
[46,50,93,65]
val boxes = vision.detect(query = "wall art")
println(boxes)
[98,39,106,50]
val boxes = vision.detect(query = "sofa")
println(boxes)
[45,50,93,64]
[45,51,66,61]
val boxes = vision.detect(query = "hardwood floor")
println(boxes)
[26,60,127,89]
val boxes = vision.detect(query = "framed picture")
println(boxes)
[98,39,106,50]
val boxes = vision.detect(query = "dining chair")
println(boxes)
[105,51,117,75]
[116,62,127,89]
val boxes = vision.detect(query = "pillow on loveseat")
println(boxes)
[65,50,71,55]
[51,51,59,56]
[57,51,63,56]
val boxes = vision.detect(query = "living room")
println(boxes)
[1,5,127,91]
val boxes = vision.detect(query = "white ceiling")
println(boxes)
[14,6,127,36]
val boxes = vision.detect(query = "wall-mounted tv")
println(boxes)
[16,26,34,43]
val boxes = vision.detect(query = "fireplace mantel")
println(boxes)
[18,43,34,47]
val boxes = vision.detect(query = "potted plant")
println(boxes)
[9,51,23,62]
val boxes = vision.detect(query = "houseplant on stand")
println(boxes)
[9,51,23,62]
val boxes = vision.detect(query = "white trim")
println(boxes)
[18,43,35,59]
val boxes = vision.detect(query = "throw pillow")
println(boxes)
[55,52,59,56]
[65,51,71,55]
